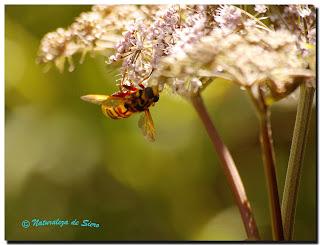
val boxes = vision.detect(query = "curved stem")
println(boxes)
[281,84,315,240]
[191,94,260,240]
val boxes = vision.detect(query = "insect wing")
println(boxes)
[81,94,110,105]
[138,110,156,142]
[101,96,126,107]
[101,96,128,118]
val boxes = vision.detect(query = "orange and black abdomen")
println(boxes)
[103,86,159,119]
[102,103,133,119]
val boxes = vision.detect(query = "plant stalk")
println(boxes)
[248,87,284,240]
[281,84,315,240]
[191,94,260,240]
[259,109,284,240]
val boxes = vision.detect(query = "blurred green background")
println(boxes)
[5,5,316,241]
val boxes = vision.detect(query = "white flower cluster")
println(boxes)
[107,5,180,86]
[70,12,107,48]
[37,5,152,72]
[38,4,315,99]
[38,28,76,63]
[214,5,242,34]
[270,5,316,45]
[170,11,207,55]
[153,27,314,99]
[37,28,79,72]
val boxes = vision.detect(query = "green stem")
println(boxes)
[192,94,260,240]
[281,84,315,240]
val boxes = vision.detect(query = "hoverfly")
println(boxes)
[81,84,159,142]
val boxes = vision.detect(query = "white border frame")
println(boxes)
[1,1,319,244]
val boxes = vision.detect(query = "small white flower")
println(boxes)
[37,28,79,72]
[297,5,311,18]
[214,5,242,34]
[71,12,106,47]
[254,5,268,14]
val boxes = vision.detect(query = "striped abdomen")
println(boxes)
[102,103,133,119]
[102,86,159,119]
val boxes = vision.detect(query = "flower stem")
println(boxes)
[281,83,315,240]
[259,108,284,240]
[191,94,260,240]
[248,87,284,240]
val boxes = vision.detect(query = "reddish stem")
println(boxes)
[192,95,260,240]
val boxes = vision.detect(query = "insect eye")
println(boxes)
[145,87,154,99]
[153,95,159,102]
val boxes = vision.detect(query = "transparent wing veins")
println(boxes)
[138,109,156,142]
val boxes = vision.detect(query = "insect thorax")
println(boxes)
[125,87,159,112]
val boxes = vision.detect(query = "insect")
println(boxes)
[81,84,159,142]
